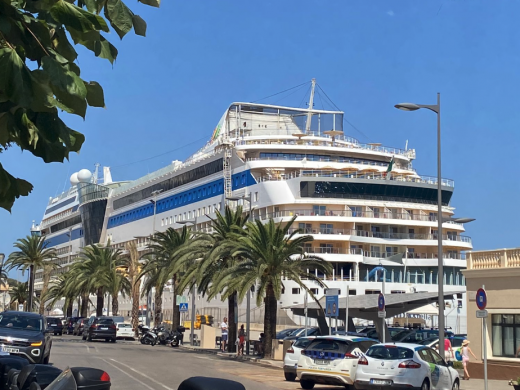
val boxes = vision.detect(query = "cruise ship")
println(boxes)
[34,80,472,332]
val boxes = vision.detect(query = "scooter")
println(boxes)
[138,324,158,346]
[170,326,186,347]
[156,325,174,345]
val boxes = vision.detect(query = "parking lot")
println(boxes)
[49,335,504,390]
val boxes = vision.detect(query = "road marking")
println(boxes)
[100,359,155,390]
[86,345,90,353]
[108,358,174,390]
[94,346,99,353]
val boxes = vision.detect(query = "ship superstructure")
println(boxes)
[35,81,472,331]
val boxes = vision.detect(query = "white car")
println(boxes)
[354,343,460,390]
[297,336,377,389]
[115,323,135,339]
[283,337,316,381]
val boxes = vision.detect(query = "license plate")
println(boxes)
[370,379,392,385]
[100,327,108,330]
[2,347,19,354]
[51,324,57,327]
[315,359,329,365]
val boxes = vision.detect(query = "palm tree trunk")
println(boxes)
[96,287,104,316]
[154,288,162,325]
[27,265,35,312]
[264,283,277,359]
[111,294,119,316]
[131,279,140,338]
[171,275,180,329]
[66,299,73,317]
[228,292,237,353]
[80,293,88,317]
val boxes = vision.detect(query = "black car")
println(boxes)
[283,327,321,341]
[73,318,88,336]
[46,317,63,336]
[82,317,117,342]
[65,317,84,335]
[276,328,298,339]
[0,311,52,364]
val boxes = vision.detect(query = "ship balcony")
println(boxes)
[255,169,454,188]
[270,208,464,230]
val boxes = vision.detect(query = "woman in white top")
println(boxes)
[461,339,477,380]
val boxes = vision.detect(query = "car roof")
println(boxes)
[2,311,43,318]
[312,335,375,342]
[370,342,426,349]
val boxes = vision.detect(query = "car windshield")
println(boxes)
[391,329,413,341]
[418,337,438,345]
[305,339,351,354]
[118,324,131,328]
[0,314,42,331]
[366,345,414,360]
[97,319,114,325]
[293,338,314,349]
[47,318,61,324]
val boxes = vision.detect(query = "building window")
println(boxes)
[292,288,300,295]
[309,288,319,295]
[492,314,520,357]
[254,192,258,202]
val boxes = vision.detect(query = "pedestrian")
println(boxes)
[237,324,246,356]
[461,340,477,380]
[257,332,265,358]
[220,317,228,352]
[444,337,454,362]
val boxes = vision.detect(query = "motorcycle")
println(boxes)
[155,325,174,346]
[138,324,158,346]
[170,326,186,347]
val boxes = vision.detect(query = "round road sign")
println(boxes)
[378,293,385,311]
[476,288,487,310]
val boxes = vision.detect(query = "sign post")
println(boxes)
[378,293,386,343]
[345,284,349,334]
[476,286,488,390]
[325,289,340,335]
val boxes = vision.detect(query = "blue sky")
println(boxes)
[1,0,519,276]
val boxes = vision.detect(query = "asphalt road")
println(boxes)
[50,336,295,390]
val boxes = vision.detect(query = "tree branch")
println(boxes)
[0,31,14,50]
[22,22,50,57]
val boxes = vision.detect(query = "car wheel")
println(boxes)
[284,373,296,382]
[452,380,460,390]
[82,334,86,341]
[104,338,109,342]
[87,335,92,342]
[421,380,430,390]
[111,338,116,343]
[300,380,314,389]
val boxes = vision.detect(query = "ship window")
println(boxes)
[202,188,206,197]
[218,183,222,191]
[241,175,245,184]
[254,192,258,202]
[309,288,319,295]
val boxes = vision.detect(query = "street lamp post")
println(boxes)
[395,94,447,356]
[0,254,5,311]
[147,189,163,326]
[227,194,253,355]
[177,218,197,346]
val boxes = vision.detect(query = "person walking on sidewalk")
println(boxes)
[461,340,477,380]
[237,324,246,356]
[220,317,228,352]
[444,337,454,362]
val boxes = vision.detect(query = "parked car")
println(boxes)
[65,317,84,335]
[354,343,460,390]
[46,317,63,336]
[73,318,89,336]
[394,328,455,343]
[82,317,117,342]
[276,328,298,339]
[115,323,134,340]
[284,327,321,341]
[0,311,52,364]
[297,335,377,389]
[418,336,467,350]
[107,316,124,324]
[283,337,316,381]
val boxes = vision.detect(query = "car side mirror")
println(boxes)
[447,360,453,367]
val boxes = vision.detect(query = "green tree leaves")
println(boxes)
[0,0,158,211]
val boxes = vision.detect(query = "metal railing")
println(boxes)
[269,209,462,225]
[256,170,454,187]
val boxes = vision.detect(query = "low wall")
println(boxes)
[467,361,520,380]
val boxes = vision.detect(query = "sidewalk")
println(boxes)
[460,378,510,390]
[179,345,283,369]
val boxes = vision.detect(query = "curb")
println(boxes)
[179,345,283,369]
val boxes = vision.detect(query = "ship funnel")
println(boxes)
[103,167,113,184]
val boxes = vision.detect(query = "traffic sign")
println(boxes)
[476,288,487,310]
[326,295,339,317]
[378,293,385,311]
[177,295,187,304]
[325,288,341,297]
[179,303,188,312]
[476,310,488,318]
[378,311,386,318]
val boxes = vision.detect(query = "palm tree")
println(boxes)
[177,206,249,352]
[46,272,76,317]
[121,241,142,337]
[107,263,131,316]
[217,216,333,358]
[6,235,57,312]
[38,262,58,314]
[144,227,193,329]
[138,259,166,325]
[10,282,28,309]
[70,244,122,316]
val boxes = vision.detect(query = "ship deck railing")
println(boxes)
[301,246,466,259]
[286,228,471,243]
[268,209,463,225]
[255,170,454,187]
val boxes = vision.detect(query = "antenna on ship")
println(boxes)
[305,78,316,134]
[93,163,100,184]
